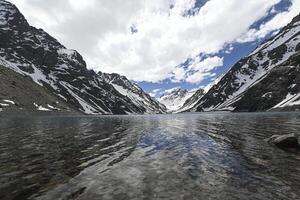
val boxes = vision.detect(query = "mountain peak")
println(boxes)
[158,88,195,112]
[0,0,166,115]
[185,12,300,112]
[160,88,188,99]
[0,0,29,31]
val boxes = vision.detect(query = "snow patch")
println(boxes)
[33,103,50,111]
[60,82,108,115]
[272,93,300,108]
[47,104,60,111]
[159,89,195,112]
[3,100,15,104]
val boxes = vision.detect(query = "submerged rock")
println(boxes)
[266,133,300,151]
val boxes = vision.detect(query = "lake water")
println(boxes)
[1,112,300,200]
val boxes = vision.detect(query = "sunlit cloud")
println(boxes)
[9,0,300,84]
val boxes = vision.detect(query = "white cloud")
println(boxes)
[8,0,299,83]
[224,44,234,54]
[171,67,186,82]
[152,89,162,93]
[149,88,164,97]
[237,0,300,43]
[186,56,223,83]
[189,56,223,71]
[149,92,157,97]
[165,87,181,94]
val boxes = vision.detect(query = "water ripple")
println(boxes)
[0,113,300,199]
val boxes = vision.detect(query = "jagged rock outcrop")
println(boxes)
[99,72,167,114]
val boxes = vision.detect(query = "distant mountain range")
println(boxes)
[158,89,196,111]
[182,13,300,112]
[0,0,166,115]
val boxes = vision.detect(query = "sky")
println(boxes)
[8,0,300,97]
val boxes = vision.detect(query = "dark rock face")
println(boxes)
[178,89,204,112]
[0,0,165,115]
[99,72,167,114]
[186,13,300,112]
[233,53,300,112]
[266,133,300,152]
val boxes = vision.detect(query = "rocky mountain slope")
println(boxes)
[158,89,195,111]
[99,72,166,113]
[176,89,205,113]
[185,13,300,112]
[0,0,166,115]
[0,64,79,114]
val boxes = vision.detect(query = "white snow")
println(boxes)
[111,83,162,114]
[33,103,50,111]
[289,98,300,106]
[159,89,195,112]
[203,75,224,93]
[57,48,76,57]
[289,84,297,89]
[207,21,300,111]
[262,92,272,98]
[272,93,300,108]
[60,82,109,115]
[0,55,48,87]
[47,104,60,110]
[112,84,128,97]
[251,23,300,55]
[57,94,68,101]
[175,98,199,113]
[3,100,15,104]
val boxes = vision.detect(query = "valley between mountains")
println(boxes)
[0,0,299,115]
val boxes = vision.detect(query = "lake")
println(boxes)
[1,112,300,200]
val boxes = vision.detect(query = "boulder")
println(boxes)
[266,133,300,151]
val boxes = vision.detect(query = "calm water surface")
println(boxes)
[1,112,300,200]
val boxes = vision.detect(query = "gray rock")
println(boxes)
[266,133,300,151]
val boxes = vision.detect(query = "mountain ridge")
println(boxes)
[158,88,195,112]
[183,12,300,112]
[0,0,166,115]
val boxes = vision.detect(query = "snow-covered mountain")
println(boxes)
[99,72,167,114]
[158,89,195,111]
[0,0,166,115]
[186,13,300,112]
[176,89,205,113]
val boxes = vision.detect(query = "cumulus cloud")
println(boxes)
[149,88,164,97]
[8,0,300,83]
[165,87,181,94]
[150,86,182,97]
[186,56,223,83]
[237,0,300,43]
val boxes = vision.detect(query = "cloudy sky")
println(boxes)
[9,0,300,96]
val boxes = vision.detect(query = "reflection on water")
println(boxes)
[1,113,300,200]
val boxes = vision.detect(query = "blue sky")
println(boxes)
[9,0,300,97]
[139,0,294,96]
[138,41,259,94]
